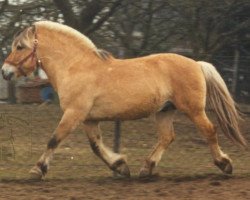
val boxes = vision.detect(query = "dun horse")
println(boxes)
[1,21,246,179]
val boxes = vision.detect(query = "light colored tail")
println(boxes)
[198,61,247,147]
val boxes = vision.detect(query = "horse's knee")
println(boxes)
[87,132,101,141]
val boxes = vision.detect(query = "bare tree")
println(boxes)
[105,0,181,57]
[166,0,250,60]
[53,0,123,35]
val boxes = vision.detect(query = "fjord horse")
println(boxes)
[1,21,246,179]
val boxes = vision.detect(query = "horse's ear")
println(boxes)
[13,26,31,39]
[31,25,36,34]
[13,29,24,39]
[26,26,36,38]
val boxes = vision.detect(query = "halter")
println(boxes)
[4,28,42,77]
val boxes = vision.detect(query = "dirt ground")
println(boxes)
[0,104,249,200]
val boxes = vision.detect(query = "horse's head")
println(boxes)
[1,26,39,80]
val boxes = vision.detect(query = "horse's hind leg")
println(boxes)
[189,110,233,174]
[83,121,130,177]
[139,109,176,178]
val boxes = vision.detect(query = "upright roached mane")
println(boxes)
[36,21,96,49]
[34,21,112,61]
[1,21,247,181]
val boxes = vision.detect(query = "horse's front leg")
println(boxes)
[83,121,130,177]
[29,109,83,179]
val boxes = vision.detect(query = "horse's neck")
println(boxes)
[37,33,89,91]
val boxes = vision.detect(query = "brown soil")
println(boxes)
[0,104,249,200]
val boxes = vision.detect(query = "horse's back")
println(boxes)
[116,53,207,113]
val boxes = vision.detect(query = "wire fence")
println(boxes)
[0,104,249,179]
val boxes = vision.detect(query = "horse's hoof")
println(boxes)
[139,160,155,178]
[29,166,43,180]
[118,162,131,177]
[139,167,151,178]
[214,158,233,174]
[110,159,131,177]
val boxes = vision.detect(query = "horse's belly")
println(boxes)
[87,96,164,121]
[88,108,150,121]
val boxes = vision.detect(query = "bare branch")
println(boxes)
[0,0,8,13]
[79,0,103,32]
[84,0,123,34]
[140,0,153,50]
[5,1,52,11]
[53,0,78,29]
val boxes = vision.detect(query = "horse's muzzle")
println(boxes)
[2,69,14,81]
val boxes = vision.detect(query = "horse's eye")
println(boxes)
[17,45,24,50]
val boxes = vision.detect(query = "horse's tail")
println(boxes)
[198,61,247,147]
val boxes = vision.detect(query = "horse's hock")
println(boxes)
[16,81,47,103]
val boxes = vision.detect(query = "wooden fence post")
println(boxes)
[8,81,16,104]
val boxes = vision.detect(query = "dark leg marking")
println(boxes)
[47,136,60,149]
[160,101,176,112]
[110,159,130,177]
[110,159,126,171]
[37,162,48,176]
[89,140,101,157]
[88,137,130,177]
[88,139,111,166]
[214,158,233,174]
